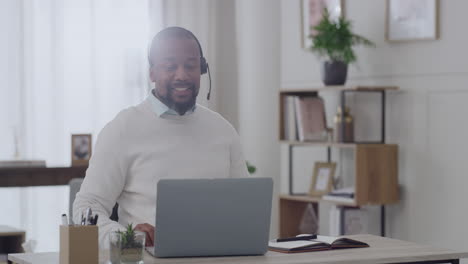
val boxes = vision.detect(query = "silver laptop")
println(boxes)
[146,177,273,258]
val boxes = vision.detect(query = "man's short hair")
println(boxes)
[148,27,202,67]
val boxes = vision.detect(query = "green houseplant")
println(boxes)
[309,9,375,85]
[109,223,145,264]
[246,161,256,174]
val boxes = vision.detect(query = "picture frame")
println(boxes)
[301,0,344,49]
[386,0,439,42]
[309,162,336,197]
[71,134,92,166]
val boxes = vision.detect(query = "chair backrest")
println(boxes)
[69,178,84,223]
[68,177,119,223]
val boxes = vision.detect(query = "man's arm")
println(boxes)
[73,117,127,247]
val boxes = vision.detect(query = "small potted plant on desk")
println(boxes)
[309,9,375,85]
[110,223,145,264]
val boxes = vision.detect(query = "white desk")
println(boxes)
[8,234,468,264]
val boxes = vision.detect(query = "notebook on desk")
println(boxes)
[146,177,273,258]
[268,235,369,253]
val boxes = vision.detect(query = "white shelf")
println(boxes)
[279,141,357,148]
[279,194,357,207]
[280,86,399,94]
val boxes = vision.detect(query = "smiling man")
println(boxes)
[149,28,201,115]
[73,27,249,248]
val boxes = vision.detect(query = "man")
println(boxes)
[73,27,249,247]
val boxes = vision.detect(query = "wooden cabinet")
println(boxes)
[355,144,398,205]
[0,166,87,187]
[278,86,399,237]
[0,226,25,262]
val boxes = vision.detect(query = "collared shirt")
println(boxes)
[148,89,196,117]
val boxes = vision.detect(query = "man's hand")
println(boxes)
[135,223,155,247]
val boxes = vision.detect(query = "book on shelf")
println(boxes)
[268,235,369,253]
[0,160,46,168]
[294,96,326,141]
[322,187,355,203]
[282,95,298,141]
[329,206,341,236]
[281,95,327,142]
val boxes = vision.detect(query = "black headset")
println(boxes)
[149,27,212,100]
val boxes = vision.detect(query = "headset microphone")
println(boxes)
[206,64,212,101]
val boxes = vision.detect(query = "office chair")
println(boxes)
[68,178,118,223]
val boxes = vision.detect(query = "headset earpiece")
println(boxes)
[200,57,208,75]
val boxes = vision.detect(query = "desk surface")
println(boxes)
[8,234,468,264]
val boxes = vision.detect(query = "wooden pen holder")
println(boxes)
[59,225,98,264]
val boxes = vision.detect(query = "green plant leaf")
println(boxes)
[308,8,374,64]
[246,161,256,174]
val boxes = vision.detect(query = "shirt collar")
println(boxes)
[148,89,196,117]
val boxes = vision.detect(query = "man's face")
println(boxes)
[150,37,201,115]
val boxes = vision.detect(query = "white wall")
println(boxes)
[235,0,281,238]
[281,0,468,257]
[214,0,239,129]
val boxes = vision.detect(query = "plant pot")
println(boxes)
[322,60,348,86]
[109,231,145,264]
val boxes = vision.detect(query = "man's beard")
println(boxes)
[156,84,198,115]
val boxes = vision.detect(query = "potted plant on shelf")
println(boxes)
[309,9,375,85]
[109,223,145,264]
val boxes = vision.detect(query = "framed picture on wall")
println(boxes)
[386,0,439,42]
[301,0,344,49]
[71,134,92,166]
[309,162,336,197]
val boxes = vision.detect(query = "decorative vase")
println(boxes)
[334,106,354,143]
[109,231,145,264]
[322,60,348,85]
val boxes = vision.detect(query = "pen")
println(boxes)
[85,208,92,225]
[61,214,68,226]
[276,234,317,242]
[92,214,99,225]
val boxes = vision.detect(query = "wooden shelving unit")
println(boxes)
[279,195,357,238]
[279,86,399,142]
[0,225,25,259]
[278,85,399,237]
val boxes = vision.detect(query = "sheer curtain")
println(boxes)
[0,0,162,252]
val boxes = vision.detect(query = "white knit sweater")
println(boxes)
[73,96,248,247]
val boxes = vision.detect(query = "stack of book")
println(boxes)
[282,95,327,142]
[322,187,355,203]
